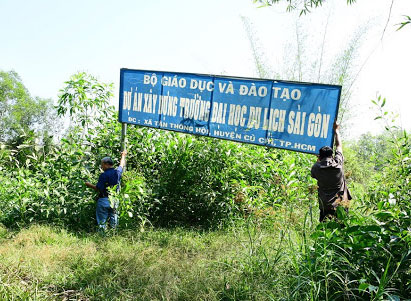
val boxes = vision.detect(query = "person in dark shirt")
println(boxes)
[311,121,351,222]
[85,150,127,230]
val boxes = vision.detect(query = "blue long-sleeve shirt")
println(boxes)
[95,166,123,198]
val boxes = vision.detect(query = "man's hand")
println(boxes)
[333,120,340,132]
[333,119,342,153]
[120,149,127,168]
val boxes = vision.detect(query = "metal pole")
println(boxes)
[121,123,127,170]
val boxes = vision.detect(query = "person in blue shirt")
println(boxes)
[85,150,127,230]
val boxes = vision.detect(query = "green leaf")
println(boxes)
[375,211,394,220]
[16,144,30,149]
[397,15,411,31]
[358,283,369,291]
[360,225,381,233]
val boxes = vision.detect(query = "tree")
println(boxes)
[254,0,410,30]
[241,16,366,129]
[0,70,56,144]
[57,72,114,132]
[254,0,357,15]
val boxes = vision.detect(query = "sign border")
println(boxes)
[118,68,342,155]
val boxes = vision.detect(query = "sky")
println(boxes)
[1,0,410,138]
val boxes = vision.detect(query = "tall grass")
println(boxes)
[0,215,307,301]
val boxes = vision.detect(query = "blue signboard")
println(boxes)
[119,69,341,154]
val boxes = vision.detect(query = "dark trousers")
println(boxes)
[319,208,336,222]
[319,207,349,222]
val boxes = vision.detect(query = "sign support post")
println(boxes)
[121,123,127,170]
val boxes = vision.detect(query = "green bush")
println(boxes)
[287,98,411,300]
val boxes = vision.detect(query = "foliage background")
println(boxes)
[0,71,409,300]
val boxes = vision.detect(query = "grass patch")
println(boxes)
[0,216,305,301]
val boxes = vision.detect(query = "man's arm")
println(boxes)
[85,182,98,191]
[119,150,127,169]
[310,165,316,179]
[333,120,342,154]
